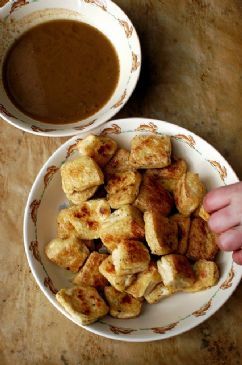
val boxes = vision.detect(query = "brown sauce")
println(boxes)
[2,20,120,124]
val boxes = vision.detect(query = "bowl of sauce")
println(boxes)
[0,0,141,136]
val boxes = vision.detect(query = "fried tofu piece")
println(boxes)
[184,260,219,292]
[112,240,150,275]
[68,199,111,240]
[144,211,178,255]
[61,156,104,195]
[77,135,117,167]
[105,171,142,209]
[170,214,191,255]
[174,172,206,216]
[57,206,77,239]
[73,252,108,288]
[56,286,109,325]
[157,254,195,290]
[147,159,187,192]
[129,135,171,169]
[145,283,175,304]
[99,256,135,291]
[100,205,145,252]
[66,186,98,205]
[126,262,162,298]
[45,237,89,273]
[194,204,210,222]
[105,148,133,174]
[104,286,142,319]
[187,217,219,261]
[134,173,174,216]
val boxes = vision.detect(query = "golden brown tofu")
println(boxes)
[77,134,117,167]
[66,186,98,205]
[105,148,134,175]
[170,214,191,255]
[187,218,219,261]
[56,286,109,325]
[73,252,108,288]
[61,156,104,195]
[184,260,219,292]
[104,286,142,319]
[129,135,171,169]
[45,237,89,273]
[147,159,187,192]
[126,262,162,298]
[174,172,206,216]
[69,199,111,240]
[134,174,174,216]
[112,240,150,275]
[57,206,77,239]
[157,254,195,290]
[99,256,135,291]
[194,204,210,222]
[144,211,178,255]
[100,205,145,252]
[144,283,175,304]
[105,171,142,209]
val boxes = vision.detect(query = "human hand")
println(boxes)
[203,182,242,265]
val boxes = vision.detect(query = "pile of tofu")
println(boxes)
[45,134,219,325]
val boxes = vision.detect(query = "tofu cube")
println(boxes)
[170,214,191,255]
[106,171,142,209]
[147,159,187,192]
[144,211,178,255]
[104,286,142,319]
[184,260,219,292]
[77,134,117,167]
[157,254,195,290]
[112,240,150,275]
[57,206,78,239]
[100,205,145,252]
[56,286,109,325]
[73,252,108,288]
[134,173,174,216]
[66,186,98,205]
[45,237,89,273]
[105,148,133,174]
[61,156,104,195]
[174,172,206,216]
[129,135,171,169]
[126,262,162,298]
[145,283,175,304]
[69,199,111,240]
[99,256,135,291]
[187,217,219,261]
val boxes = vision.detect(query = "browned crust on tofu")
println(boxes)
[187,217,219,261]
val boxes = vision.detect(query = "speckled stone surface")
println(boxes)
[0,1,242,364]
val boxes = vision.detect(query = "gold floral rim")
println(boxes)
[26,120,239,336]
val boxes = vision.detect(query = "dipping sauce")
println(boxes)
[2,20,120,124]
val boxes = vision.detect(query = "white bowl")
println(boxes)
[23,118,242,342]
[0,0,141,137]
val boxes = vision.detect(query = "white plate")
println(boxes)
[23,118,242,342]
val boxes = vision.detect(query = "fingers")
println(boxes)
[208,206,241,234]
[203,183,242,213]
[217,226,242,251]
[232,250,242,265]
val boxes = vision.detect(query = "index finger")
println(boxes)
[203,185,232,213]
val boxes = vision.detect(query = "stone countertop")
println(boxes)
[0,1,242,364]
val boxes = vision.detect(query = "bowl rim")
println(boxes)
[23,117,242,342]
[0,0,141,137]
